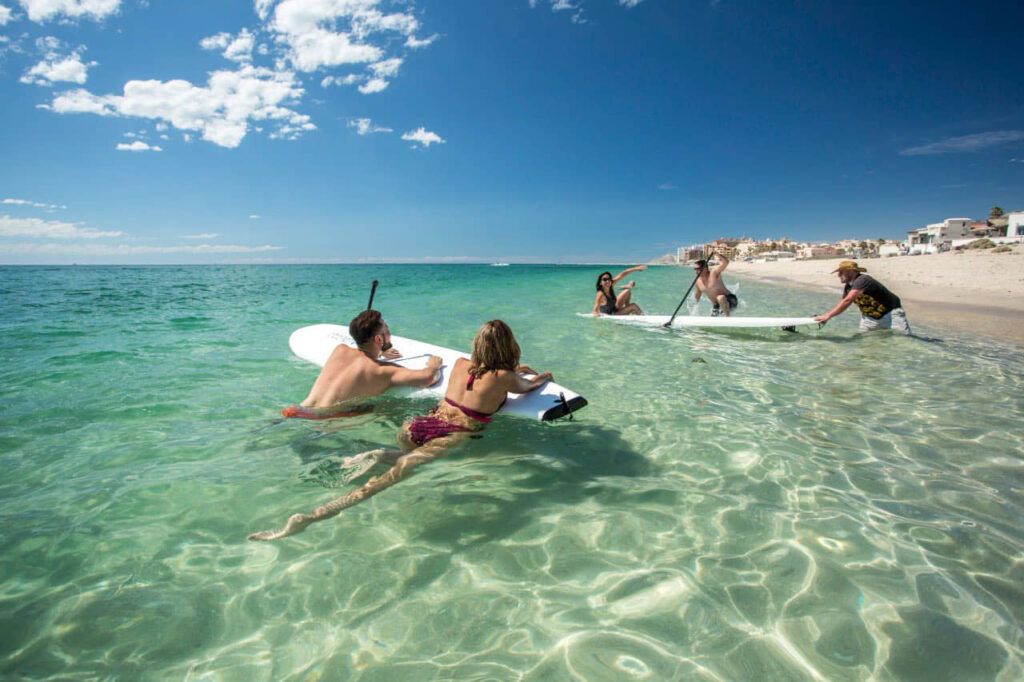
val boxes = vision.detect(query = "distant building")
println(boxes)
[907,218,973,252]
[1007,212,1024,238]
[798,245,836,259]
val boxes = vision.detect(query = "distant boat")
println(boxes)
[490,262,510,267]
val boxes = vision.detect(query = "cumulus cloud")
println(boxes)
[900,131,1024,156]
[182,233,220,239]
[401,126,444,148]
[200,28,255,63]
[348,117,391,135]
[358,77,387,94]
[20,37,95,85]
[321,73,360,87]
[405,33,437,49]
[47,65,315,148]
[0,5,13,24]
[0,215,123,238]
[116,140,162,151]
[20,0,121,23]
[2,197,66,210]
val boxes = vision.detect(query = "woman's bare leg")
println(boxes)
[247,432,463,542]
[614,290,642,315]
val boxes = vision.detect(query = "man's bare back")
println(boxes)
[291,311,441,413]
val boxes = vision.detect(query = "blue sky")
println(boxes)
[1,0,1022,264]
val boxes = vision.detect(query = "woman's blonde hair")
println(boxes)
[469,320,520,378]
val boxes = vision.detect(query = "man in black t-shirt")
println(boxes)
[814,261,911,333]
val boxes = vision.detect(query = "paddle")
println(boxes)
[366,279,379,310]
[664,262,706,328]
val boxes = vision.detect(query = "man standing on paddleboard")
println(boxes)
[814,261,911,334]
[282,310,442,419]
[693,248,738,316]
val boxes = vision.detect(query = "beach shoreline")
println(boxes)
[725,249,1024,346]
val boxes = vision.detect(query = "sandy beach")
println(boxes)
[727,247,1024,345]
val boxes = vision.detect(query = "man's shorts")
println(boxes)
[711,293,739,315]
[859,308,911,334]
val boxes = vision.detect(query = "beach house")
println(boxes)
[907,218,973,253]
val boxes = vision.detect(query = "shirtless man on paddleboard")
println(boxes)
[693,249,738,316]
[282,309,442,419]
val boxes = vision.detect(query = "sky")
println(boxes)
[1,0,1022,264]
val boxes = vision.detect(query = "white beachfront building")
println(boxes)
[1008,211,1024,238]
[906,218,973,253]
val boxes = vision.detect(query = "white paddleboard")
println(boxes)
[289,324,587,421]
[577,313,819,329]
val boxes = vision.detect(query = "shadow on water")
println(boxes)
[337,419,649,629]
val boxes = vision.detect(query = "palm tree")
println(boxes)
[990,206,1004,218]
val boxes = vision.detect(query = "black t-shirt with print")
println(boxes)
[844,274,901,319]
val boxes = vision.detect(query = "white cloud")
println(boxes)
[321,73,360,87]
[619,0,644,6]
[358,77,387,93]
[248,214,260,219]
[200,28,255,63]
[268,0,420,73]
[116,140,162,151]
[369,57,401,77]
[2,197,66,210]
[348,117,391,135]
[657,183,676,190]
[182,233,221,239]
[0,215,123,238]
[20,0,121,22]
[900,131,1024,156]
[405,33,437,49]
[47,65,315,148]
[401,126,444,148]
[0,5,12,24]
[20,37,95,85]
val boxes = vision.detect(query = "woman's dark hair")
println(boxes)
[349,309,384,346]
[595,271,615,305]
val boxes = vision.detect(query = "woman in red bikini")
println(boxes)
[249,320,552,541]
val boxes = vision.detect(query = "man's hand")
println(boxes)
[382,347,402,359]
[516,364,538,375]
[530,371,553,386]
[813,314,829,324]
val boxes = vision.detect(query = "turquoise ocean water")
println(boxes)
[1,264,1022,680]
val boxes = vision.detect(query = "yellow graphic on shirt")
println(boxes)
[854,293,888,319]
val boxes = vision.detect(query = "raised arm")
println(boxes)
[612,264,647,284]
[382,355,443,388]
[712,251,729,275]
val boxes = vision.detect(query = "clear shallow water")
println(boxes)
[1,264,1022,681]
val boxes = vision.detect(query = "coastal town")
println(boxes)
[658,207,1024,264]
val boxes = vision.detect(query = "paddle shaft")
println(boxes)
[366,280,379,310]
[664,263,706,328]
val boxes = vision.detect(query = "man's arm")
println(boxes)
[814,289,861,323]
[712,250,729,274]
[383,356,443,387]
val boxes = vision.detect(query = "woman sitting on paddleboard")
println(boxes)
[592,265,646,315]
[249,320,552,541]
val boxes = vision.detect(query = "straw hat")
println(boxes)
[831,260,866,273]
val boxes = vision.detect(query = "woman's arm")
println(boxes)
[506,369,553,394]
[592,291,603,315]
[612,264,647,284]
